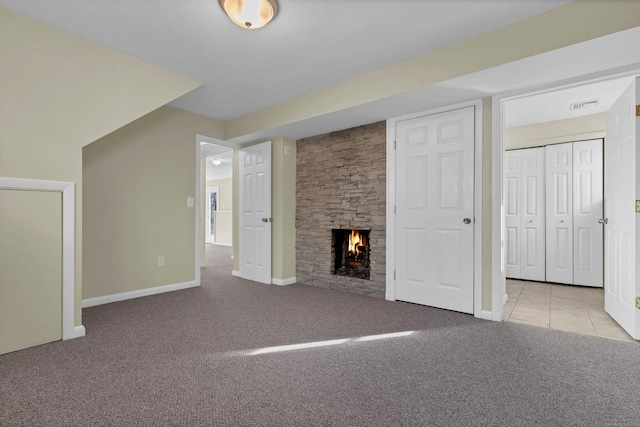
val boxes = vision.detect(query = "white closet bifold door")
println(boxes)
[505,150,522,279]
[520,148,545,281]
[505,148,545,281]
[546,143,574,285]
[573,139,603,287]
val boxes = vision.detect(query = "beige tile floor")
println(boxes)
[504,279,638,344]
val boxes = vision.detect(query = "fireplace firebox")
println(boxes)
[332,229,370,280]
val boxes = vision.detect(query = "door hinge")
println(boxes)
[636,297,640,309]
[636,105,640,117]
[394,205,396,214]
[394,140,396,150]
[394,270,396,280]
[636,200,640,213]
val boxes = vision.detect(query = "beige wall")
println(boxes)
[83,107,223,299]
[505,113,606,150]
[206,178,233,246]
[271,138,297,281]
[0,8,203,326]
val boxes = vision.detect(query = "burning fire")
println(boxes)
[348,230,362,260]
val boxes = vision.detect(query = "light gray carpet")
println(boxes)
[1,245,640,426]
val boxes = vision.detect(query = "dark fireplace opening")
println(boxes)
[332,229,370,280]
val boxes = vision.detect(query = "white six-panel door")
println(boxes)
[239,141,272,284]
[520,148,546,281]
[395,106,475,314]
[572,140,603,287]
[546,143,574,285]
[605,78,639,339]
[505,148,545,281]
[505,150,522,279]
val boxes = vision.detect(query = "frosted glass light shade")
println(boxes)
[219,0,278,29]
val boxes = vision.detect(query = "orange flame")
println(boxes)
[349,230,361,258]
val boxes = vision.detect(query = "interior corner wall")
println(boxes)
[83,106,222,300]
[271,137,297,281]
[0,10,205,328]
[504,113,606,149]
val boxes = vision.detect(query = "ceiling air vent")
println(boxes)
[569,99,600,111]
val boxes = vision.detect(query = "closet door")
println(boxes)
[546,143,573,284]
[505,150,522,279]
[520,148,545,281]
[573,139,604,287]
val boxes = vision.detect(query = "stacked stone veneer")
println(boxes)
[296,121,386,298]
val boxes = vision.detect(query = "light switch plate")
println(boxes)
[187,197,194,208]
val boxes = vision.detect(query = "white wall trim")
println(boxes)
[194,137,202,287]
[385,100,484,318]
[232,270,241,277]
[385,119,396,301]
[82,280,198,308]
[214,242,232,247]
[481,310,493,320]
[490,65,640,323]
[272,277,296,286]
[0,177,85,340]
[491,95,504,321]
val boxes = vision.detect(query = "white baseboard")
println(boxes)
[232,270,240,277]
[503,293,509,306]
[481,310,493,320]
[82,280,199,308]
[64,325,86,340]
[272,277,296,286]
[214,242,232,247]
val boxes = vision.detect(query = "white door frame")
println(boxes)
[491,66,640,321]
[0,177,85,340]
[386,99,484,319]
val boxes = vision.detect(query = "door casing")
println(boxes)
[492,67,640,322]
[386,99,484,318]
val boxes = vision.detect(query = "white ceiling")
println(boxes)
[201,142,233,180]
[2,0,640,141]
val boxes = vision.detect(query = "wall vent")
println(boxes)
[569,99,600,111]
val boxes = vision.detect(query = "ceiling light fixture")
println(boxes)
[211,158,222,165]
[219,0,278,29]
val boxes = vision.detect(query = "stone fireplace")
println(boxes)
[296,121,385,298]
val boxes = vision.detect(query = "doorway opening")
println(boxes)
[200,140,235,269]
[498,73,637,342]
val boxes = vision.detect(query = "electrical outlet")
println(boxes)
[157,256,165,267]
[284,146,292,156]
[187,197,194,208]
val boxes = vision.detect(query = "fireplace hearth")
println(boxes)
[332,229,370,280]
